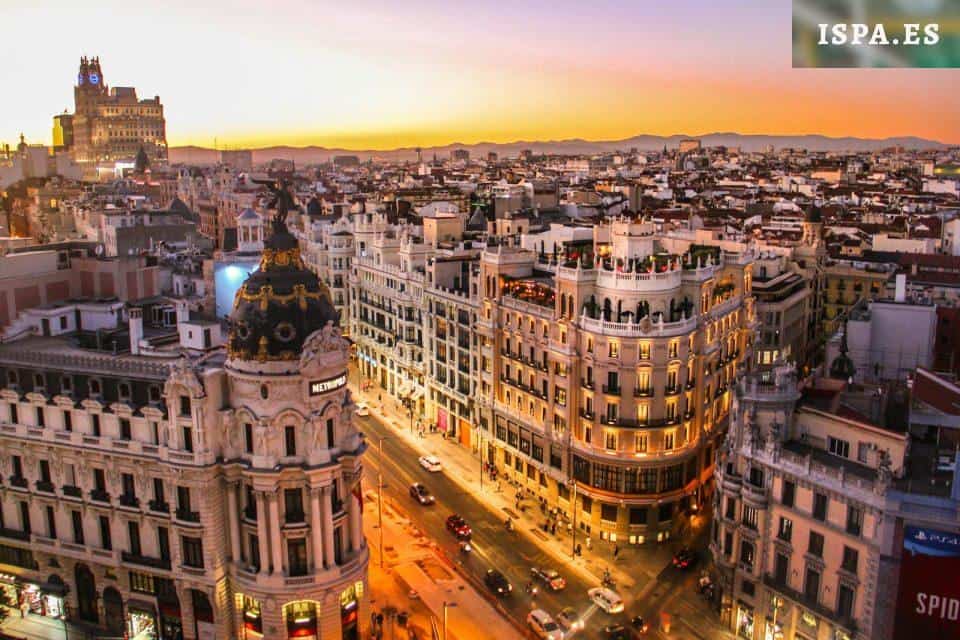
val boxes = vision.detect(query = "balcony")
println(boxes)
[35,480,55,494]
[175,508,201,523]
[243,505,257,521]
[581,379,594,391]
[90,489,111,503]
[743,481,768,506]
[119,494,141,509]
[62,485,82,498]
[121,551,171,571]
[633,387,653,398]
[0,527,30,542]
[719,466,742,493]
[601,384,621,395]
[8,475,27,489]
[664,385,681,396]
[762,574,858,634]
[284,512,306,526]
[148,500,170,513]
[579,409,595,420]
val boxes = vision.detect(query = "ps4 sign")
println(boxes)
[309,374,347,396]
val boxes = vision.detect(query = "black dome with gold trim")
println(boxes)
[228,218,339,362]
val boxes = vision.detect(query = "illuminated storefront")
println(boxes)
[736,605,755,639]
[242,596,263,636]
[0,574,67,621]
[128,601,158,640]
[284,601,318,639]
[340,582,363,640]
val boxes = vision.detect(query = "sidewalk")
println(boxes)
[364,487,522,640]
[354,378,677,599]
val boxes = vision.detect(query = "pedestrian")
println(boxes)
[613,544,620,559]
[586,536,592,551]
[576,543,582,556]
[551,522,557,535]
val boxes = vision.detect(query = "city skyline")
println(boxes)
[2,0,959,151]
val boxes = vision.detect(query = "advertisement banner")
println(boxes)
[894,525,960,640]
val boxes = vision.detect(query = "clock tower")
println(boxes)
[74,56,106,117]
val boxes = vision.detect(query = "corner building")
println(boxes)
[478,218,756,543]
[0,216,368,639]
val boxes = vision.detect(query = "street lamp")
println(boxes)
[375,435,389,568]
[569,479,578,559]
[442,601,457,640]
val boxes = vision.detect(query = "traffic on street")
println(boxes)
[358,411,722,639]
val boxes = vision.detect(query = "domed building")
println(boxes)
[0,200,368,640]
[222,212,369,639]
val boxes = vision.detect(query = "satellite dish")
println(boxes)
[95,244,105,257]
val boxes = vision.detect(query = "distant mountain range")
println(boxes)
[169,132,952,165]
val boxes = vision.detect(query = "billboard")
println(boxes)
[894,525,960,640]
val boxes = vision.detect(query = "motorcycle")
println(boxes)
[601,569,616,589]
[459,540,472,553]
[505,518,514,532]
[524,582,539,596]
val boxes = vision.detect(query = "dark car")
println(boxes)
[603,624,634,640]
[672,547,696,570]
[445,514,472,539]
[409,483,435,505]
[484,569,513,596]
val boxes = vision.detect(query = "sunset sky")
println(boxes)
[2,0,958,150]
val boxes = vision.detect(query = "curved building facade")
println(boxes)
[478,218,756,543]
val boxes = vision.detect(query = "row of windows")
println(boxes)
[1,496,201,568]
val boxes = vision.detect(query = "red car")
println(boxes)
[445,514,472,539]
[672,547,696,570]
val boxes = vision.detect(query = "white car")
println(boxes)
[354,402,369,417]
[588,587,624,614]
[418,455,442,472]
[527,609,563,640]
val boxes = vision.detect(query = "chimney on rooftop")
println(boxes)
[129,307,143,355]
[895,273,906,303]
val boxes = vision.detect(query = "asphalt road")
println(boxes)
[358,412,726,639]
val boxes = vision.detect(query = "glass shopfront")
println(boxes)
[243,596,263,635]
[15,577,67,620]
[285,601,318,639]
[764,619,784,640]
[340,582,363,640]
[737,606,755,639]
[129,606,158,640]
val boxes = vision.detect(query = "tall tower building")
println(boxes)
[68,56,168,169]
[223,208,369,639]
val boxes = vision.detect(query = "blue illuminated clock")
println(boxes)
[88,73,100,85]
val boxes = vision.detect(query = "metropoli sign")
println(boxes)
[309,374,347,396]
[894,525,960,639]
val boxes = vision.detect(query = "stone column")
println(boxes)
[255,491,270,575]
[268,492,283,575]
[227,482,241,563]
[348,482,362,552]
[321,486,335,567]
[310,487,325,570]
